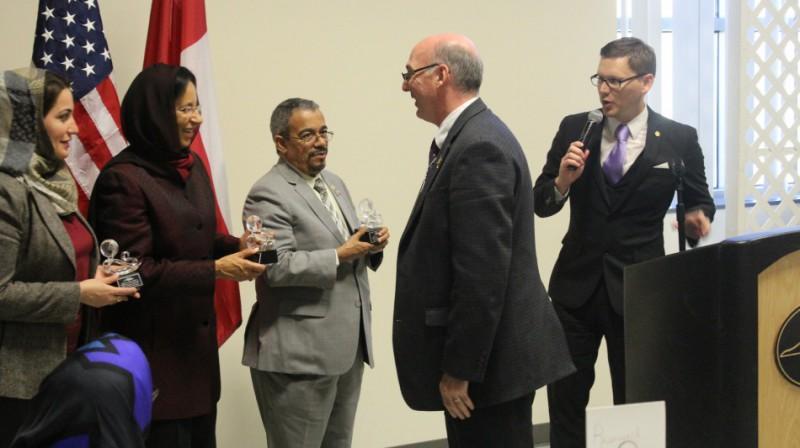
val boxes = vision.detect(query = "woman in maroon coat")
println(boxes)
[89,64,264,448]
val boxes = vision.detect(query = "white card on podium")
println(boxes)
[586,401,665,448]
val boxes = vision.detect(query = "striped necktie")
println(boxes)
[423,139,440,189]
[313,177,349,239]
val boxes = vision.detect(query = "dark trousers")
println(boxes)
[547,281,626,448]
[0,397,32,448]
[444,392,535,448]
[146,410,216,448]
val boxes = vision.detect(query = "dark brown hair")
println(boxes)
[43,71,70,116]
[600,37,657,76]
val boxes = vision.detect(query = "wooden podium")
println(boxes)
[625,228,800,448]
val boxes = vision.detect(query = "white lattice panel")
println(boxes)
[740,0,800,232]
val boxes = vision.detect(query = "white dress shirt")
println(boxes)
[434,96,480,148]
[555,106,649,201]
[601,106,648,176]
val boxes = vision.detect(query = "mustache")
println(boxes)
[310,148,328,157]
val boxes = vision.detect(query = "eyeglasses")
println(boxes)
[590,73,646,90]
[176,105,203,116]
[291,130,334,145]
[401,63,441,82]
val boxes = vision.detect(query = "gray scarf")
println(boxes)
[0,67,77,215]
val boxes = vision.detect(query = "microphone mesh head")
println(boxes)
[588,109,604,123]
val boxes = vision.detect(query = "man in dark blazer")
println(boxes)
[533,37,716,447]
[242,98,389,447]
[394,33,575,447]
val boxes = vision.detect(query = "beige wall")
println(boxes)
[0,1,639,446]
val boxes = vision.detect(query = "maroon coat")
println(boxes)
[89,148,239,420]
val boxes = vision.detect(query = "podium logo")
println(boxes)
[776,307,800,387]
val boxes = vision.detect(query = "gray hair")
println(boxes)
[434,42,483,93]
[269,97,319,138]
[600,37,657,76]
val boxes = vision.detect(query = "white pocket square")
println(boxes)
[653,162,670,169]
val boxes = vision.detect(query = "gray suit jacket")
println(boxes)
[242,160,381,375]
[0,172,97,399]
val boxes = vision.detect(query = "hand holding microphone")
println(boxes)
[556,109,603,194]
[567,109,603,172]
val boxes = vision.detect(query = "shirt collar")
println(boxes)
[281,158,321,188]
[605,106,648,138]
[434,96,480,148]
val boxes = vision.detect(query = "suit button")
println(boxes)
[202,320,209,327]
[196,222,203,230]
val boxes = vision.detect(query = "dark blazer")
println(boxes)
[533,108,716,313]
[89,149,240,420]
[393,99,575,411]
[0,173,97,399]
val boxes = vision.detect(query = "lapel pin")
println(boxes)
[654,130,661,137]
[435,158,442,169]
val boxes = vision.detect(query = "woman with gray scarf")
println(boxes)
[0,68,139,445]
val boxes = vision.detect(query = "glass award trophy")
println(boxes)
[100,239,144,288]
[357,199,383,244]
[245,215,277,264]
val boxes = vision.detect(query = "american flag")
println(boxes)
[145,0,241,346]
[32,0,125,214]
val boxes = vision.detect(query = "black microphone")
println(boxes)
[671,158,687,252]
[568,109,604,171]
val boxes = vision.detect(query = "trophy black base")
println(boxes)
[359,229,380,244]
[117,272,143,288]
[250,250,278,265]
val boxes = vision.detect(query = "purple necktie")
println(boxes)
[603,124,629,184]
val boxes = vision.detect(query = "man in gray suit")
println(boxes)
[242,98,389,447]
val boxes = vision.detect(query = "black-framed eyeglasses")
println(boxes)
[590,73,646,90]
[291,130,334,145]
[401,63,441,82]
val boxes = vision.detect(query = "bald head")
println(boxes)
[403,34,483,125]
[412,33,483,93]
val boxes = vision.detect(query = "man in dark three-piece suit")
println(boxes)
[242,98,389,447]
[533,37,716,447]
[393,33,575,447]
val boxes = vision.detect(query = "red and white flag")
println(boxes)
[32,0,125,215]
[144,0,241,346]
